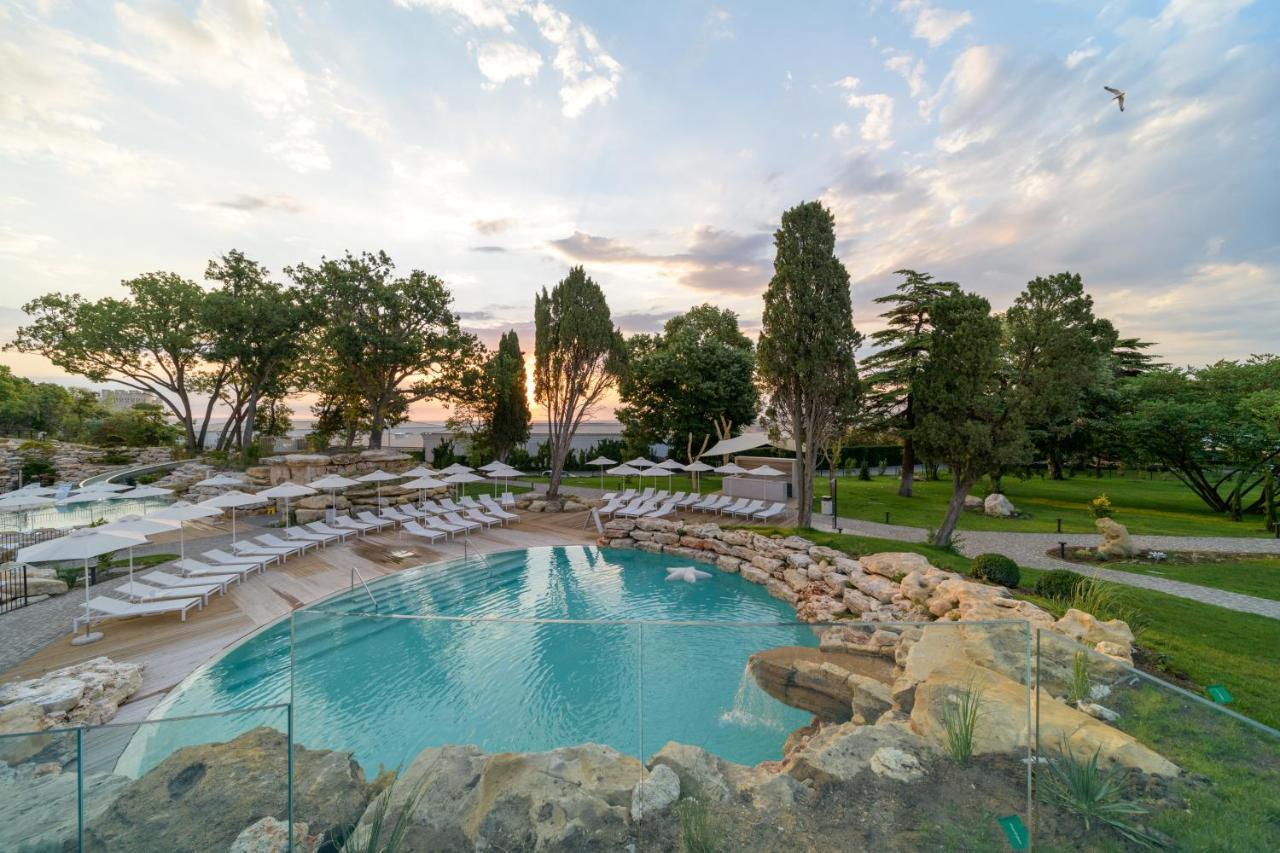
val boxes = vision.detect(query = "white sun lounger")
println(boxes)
[752,502,787,522]
[74,595,201,631]
[230,541,289,562]
[380,506,414,524]
[691,493,721,511]
[357,511,396,531]
[205,549,274,570]
[719,498,751,517]
[645,500,679,519]
[458,496,482,509]
[395,503,430,519]
[677,493,702,507]
[332,515,377,535]
[143,569,237,594]
[420,499,447,514]
[478,498,518,523]
[285,526,337,546]
[402,520,448,543]
[420,515,464,537]
[438,498,466,513]
[443,512,482,533]
[175,558,259,580]
[306,521,356,542]
[460,509,499,529]
[254,534,311,555]
[117,579,215,607]
[730,500,765,519]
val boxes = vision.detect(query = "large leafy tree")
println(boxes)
[0,366,104,441]
[1121,357,1280,519]
[616,304,758,463]
[289,251,479,449]
[204,250,310,459]
[757,201,863,528]
[8,273,226,451]
[860,269,959,497]
[912,291,1029,546]
[448,330,531,463]
[534,266,626,499]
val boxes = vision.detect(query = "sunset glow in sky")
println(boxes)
[1,0,1276,421]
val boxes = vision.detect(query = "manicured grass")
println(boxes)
[1101,556,1280,602]
[817,472,1271,538]
[751,526,1280,730]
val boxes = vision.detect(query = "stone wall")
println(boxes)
[247,449,419,524]
[0,440,174,490]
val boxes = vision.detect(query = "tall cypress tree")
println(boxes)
[487,330,531,462]
[757,201,863,528]
[860,269,959,497]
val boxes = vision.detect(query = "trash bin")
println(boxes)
[820,496,833,515]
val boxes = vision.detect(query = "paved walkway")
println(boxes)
[809,514,1280,620]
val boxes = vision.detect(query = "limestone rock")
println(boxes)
[788,721,934,787]
[84,727,369,852]
[630,763,680,821]
[851,573,898,603]
[1095,517,1134,560]
[963,495,985,511]
[229,817,323,853]
[715,555,742,574]
[366,743,639,851]
[748,647,893,724]
[1052,608,1134,650]
[647,742,806,813]
[870,746,927,782]
[0,657,143,730]
[983,493,1017,517]
[861,552,932,580]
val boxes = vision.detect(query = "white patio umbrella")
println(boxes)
[356,469,402,507]
[307,474,361,524]
[440,463,475,476]
[714,462,749,475]
[18,527,146,646]
[485,465,525,497]
[118,485,173,514]
[477,460,507,472]
[625,457,655,469]
[746,464,787,499]
[257,482,317,527]
[198,490,267,543]
[443,471,484,499]
[0,492,57,533]
[656,458,686,490]
[196,473,246,488]
[402,476,448,508]
[606,464,643,491]
[150,500,224,560]
[79,482,131,493]
[400,466,439,479]
[100,514,179,583]
[683,460,714,495]
[584,455,617,493]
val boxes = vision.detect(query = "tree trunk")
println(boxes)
[1048,444,1064,480]
[546,426,570,500]
[795,438,814,528]
[367,409,384,449]
[898,437,915,497]
[933,474,974,547]
[240,387,259,462]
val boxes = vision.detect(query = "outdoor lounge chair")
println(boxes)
[332,515,377,535]
[691,493,721,511]
[74,595,201,631]
[463,508,501,528]
[230,540,291,561]
[645,500,678,519]
[639,487,655,501]
[478,497,518,523]
[420,515,464,537]
[380,506,414,524]
[402,520,448,543]
[668,491,687,505]
[254,534,311,555]
[284,526,337,546]
[117,579,216,607]
[618,499,656,518]
[175,558,259,580]
[306,521,357,541]
[719,498,752,517]
[205,548,275,570]
[676,492,702,507]
[729,499,765,519]
[500,492,516,507]
[357,511,396,530]
[143,569,237,594]
[458,496,482,509]
[421,499,447,514]
[395,503,431,519]
[443,512,482,533]
[597,497,628,518]
[438,497,465,513]
[752,502,787,522]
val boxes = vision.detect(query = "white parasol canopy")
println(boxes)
[196,473,245,488]
[439,463,475,475]
[307,474,361,524]
[400,466,439,478]
[100,514,180,583]
[18,527,147,645]
[714,462,749,475]
[357,469,402,507]
[683,459,714,494]
[199,490,267,542]
[257,482,317,526]
[150,500,224,560]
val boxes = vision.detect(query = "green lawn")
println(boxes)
[1101,556,1280,602]
[817,472,1271,538]
[750,526,1280,730]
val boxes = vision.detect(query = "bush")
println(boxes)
[1088,494,1113,519]
[970,553,1020,588]
[1035,569,1085,601]
[19,456,57,485]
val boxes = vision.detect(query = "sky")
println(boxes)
[1,0,1277,422]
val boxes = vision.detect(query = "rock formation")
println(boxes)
[1095,517,1135,560]
[983,493,1017,517]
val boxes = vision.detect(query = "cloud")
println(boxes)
[401,0,621,117]
[212,194,304,213]
[472,217,517,233]
[475,40,543,86]
[548,227,773,293]
[705,8,734,41]
[896,0,973,48]
[1064,40,1100,70]
[884,52,928,97]
[836,77,895,148]
[0,227,54,256]
[469,245,509,253]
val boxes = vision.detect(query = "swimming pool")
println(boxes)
[128,546,815,775]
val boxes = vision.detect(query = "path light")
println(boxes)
[17,527,146,646]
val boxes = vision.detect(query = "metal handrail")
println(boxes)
[350,566,377,610]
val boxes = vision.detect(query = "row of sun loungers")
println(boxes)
[597,490,788,523]
[73,496,525,630]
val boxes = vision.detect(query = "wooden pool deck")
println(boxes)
[1,510,596,722]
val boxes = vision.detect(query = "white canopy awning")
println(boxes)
[702,432,795,457]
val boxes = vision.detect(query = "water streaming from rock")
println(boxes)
[720,662,786,731]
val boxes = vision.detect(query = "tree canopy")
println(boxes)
[448,330,531,463]
[616,304,758,462]
[534,266,626,498]
[757,201,863,527]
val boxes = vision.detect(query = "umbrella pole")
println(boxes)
[231,508,237,544]
[71,556,103,645]
[180,522,186,561]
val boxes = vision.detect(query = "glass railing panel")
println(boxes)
[78,704,292,853]
[0,727,81,852]
[290,610,644,851]
[1034,628,1280,850]
[636,619,1034,852]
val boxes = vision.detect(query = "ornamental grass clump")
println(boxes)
[677,797,720,853]
[1043,741,1163,848]
[1068,651,1093,705]
[942,677,984,764]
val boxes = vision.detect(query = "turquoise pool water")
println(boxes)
[127,546,815,775]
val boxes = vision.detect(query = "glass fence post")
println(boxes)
[288,613,296,853]
[76,726,84,853]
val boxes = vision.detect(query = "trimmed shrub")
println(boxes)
[970,553,1020,588]
[1035,569,1085,601]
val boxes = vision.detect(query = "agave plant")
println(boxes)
[1042,741,1164,848]
[340,769,430,853]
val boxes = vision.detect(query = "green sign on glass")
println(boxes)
[998,814,1029,850]
[1207,685,1233,704]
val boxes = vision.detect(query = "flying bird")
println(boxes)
[1104,86,1126,112]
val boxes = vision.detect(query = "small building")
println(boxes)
[97,389,160,412]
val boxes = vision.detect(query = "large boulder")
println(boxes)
[229,817,323,853]
[860,552,932,580]
[362,743,640,851]
[787,721,934,787]
[83,727,370,852]
[748,646,893,723]
[1095,517,1135,560]
[983,494,1017,517]
[0,657,143,729]
[630,763,680,822]
[647,742,807,814]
